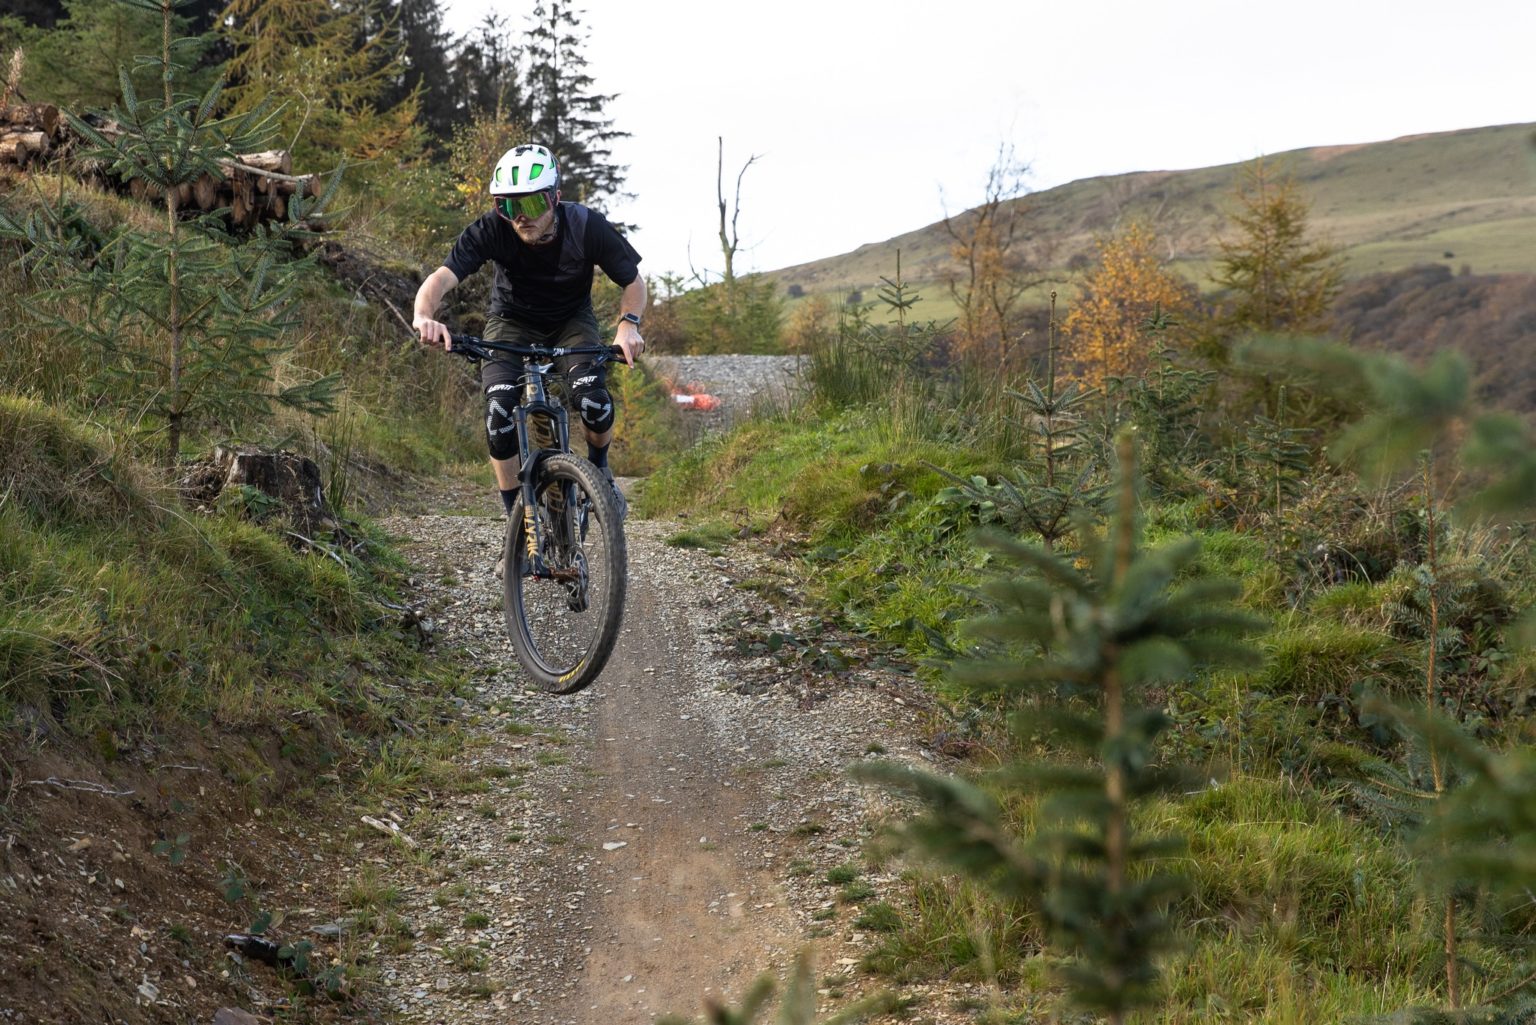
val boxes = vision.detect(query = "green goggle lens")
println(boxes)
[496,191,553,220]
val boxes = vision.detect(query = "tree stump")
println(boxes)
[180,447,338,538]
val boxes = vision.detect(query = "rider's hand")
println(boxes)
[616,320,644,369]
[414,314,453,351]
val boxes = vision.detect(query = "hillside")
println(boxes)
[765,122,1536,303]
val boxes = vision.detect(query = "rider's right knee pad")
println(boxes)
[485,382,519,460]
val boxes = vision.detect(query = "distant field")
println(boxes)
[764,122,1536,304]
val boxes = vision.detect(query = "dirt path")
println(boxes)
[374,490,957,1024]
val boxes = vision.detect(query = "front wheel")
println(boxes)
[503,454,627,694]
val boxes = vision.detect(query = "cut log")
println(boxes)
[0,103,59,136]
[0,134,30,163]
[232,173,259,229]
[193,173,219,210]
[0,105,316,231]
[235,150,292,175]
[0,129,47,162]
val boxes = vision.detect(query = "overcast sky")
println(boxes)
[441,0,1534,282]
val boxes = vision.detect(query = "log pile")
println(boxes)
[0,103,57,167]
[0,103,319,231]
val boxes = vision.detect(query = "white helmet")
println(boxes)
[489,144,559,196]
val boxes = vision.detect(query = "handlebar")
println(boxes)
[444,334,628,365]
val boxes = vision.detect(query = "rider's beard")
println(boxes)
[514,211,558,246]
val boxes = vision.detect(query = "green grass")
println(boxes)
[1260,619,1411,700]
[665,521,737,553]
[442,944,489,972]
[630,352,1536,1022]
[639,397,1007,657]
[0,396,464,744]
[824,864,860,885]
[343,867,402,914]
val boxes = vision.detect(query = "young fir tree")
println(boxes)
[860,432,1261,1023]
[1247,336,1536,1020]
[1210,159,1345,417]
[940,291,1107,551]
[522,0,627,208]
[1102,311,1218,497]
[1235,385,1314,521]
[4,0,339,466]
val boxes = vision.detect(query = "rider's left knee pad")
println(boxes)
[569,370,614,434]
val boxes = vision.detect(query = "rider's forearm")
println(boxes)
[414,267,460,320]
[618,276,647,320]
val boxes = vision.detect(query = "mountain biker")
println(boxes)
[412,143,646,541]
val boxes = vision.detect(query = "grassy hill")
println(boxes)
[765,122,1536,309]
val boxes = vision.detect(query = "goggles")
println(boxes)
[496,190,554,221]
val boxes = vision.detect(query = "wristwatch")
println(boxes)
[618,313,642,328]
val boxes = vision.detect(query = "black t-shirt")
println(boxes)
[443,203,642,327]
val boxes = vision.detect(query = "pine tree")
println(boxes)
[1248,335,1536,1019]
[450,12,524,124]
[1211,159,1344,417]
[219,0,423,167]
[1214,159,1343,338]
[379,0,456,142]
[5,0,208,110]
[860,433,1261,1023]
[522,0,627,208]
[1,0,338,466]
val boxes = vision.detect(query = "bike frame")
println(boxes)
[446,334,623,580]
[511,360,571,498]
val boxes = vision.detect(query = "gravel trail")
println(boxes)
[647,354,807,436]
[371,474,975,1024]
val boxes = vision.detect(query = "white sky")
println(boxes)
[442,0,1535,282]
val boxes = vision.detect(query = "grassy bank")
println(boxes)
[637,348,1536,1021]
[0,390,464,745]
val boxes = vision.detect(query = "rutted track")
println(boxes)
[370,486,971,1023]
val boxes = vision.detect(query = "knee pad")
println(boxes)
[569,370,614,434]
[485,383,519,460]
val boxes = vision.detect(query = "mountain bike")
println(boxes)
[448,333,627,694]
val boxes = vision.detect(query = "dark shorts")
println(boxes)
[480,309,608,399]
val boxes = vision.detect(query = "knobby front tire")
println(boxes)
[502,453,627,694]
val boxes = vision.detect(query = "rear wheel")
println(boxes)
[503,454,626,693]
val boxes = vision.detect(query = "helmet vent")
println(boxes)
[531,163,545,179]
